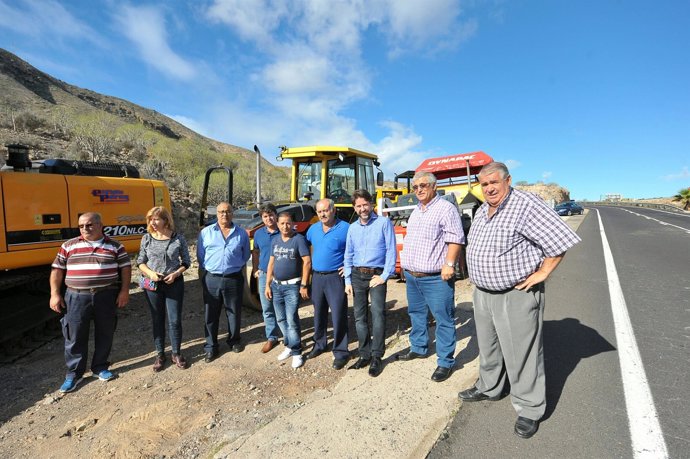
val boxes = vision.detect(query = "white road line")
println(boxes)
[596,209,668,458]
[621,209,690,233]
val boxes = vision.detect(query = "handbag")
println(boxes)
[139,276,158,291]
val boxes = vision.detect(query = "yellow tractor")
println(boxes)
[199,145,384,310]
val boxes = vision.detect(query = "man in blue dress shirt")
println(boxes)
[197,202,251,362]
[305,199,350,369]
[344,189,397,377]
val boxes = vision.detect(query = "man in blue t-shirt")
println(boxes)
[305,199,350,370]
[251,203,282,354]
[265,212,311,369]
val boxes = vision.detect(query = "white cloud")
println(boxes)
[200,0,475,170]
[662,166,689,181]
[113,5,196,81]
[205,0,289,46]
[383,0,477,58]
[0,0,104,46]
[262,55,333,95]
[542,171,552,180]
[504,159,521,171]
[370,121,429,175]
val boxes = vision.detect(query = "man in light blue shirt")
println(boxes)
[197,202,251,362]
[344,189,397,377]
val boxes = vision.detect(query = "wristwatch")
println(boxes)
[444,261,454,268]
[300,284,308,288]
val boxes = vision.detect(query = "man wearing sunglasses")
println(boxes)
[50,212,131,393]
[398,172,464,383]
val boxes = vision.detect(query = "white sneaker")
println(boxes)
[277,347,291,361]
[291,355,304,369]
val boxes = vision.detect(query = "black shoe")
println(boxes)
[332,357,349,370]
[204,351,218,363]
[458,386,501,402]
[307,347,325,360]
[431,366,452,382]
[368,357,383,377]
[152,353,166,372]
[396,351,426,361]
[231,342,244,353]
[350,357,371,370]
[514,416,539,439]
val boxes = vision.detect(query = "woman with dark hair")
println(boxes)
[137,207,191,371]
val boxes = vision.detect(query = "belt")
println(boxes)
[476,286,514,294]
[354,266,383,275]
[405,270,441,278]
[209,271,242,278]
[67,285,119,294]
[313,270,339,275]
[273,277,301,285]
[476,283,542,294]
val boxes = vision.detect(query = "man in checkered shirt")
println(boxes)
[461,161,581,439]
[398,171,465,383]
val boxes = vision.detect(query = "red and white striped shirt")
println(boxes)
[52,236,131,289]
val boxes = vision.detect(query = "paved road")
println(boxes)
[429,207,690,458]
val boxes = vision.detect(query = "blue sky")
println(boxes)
[1,0,688,200]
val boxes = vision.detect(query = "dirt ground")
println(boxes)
[0,264,473,459]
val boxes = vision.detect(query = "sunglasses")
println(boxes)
[412,182,431,191]
[217,210,233,215]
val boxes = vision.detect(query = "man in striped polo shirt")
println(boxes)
[49,212,131,393]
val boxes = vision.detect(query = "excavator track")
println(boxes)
[0,274,61,364]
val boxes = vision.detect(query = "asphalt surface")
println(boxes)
[595,206,690,457]
[429,207,690,458]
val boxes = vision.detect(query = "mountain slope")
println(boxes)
[0,47,290,231]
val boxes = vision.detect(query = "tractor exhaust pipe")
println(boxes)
[254,145,262,205]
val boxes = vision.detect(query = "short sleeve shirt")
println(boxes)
[306,219,349,271]
[253,226,280,271]
[400,195,465,273]
[52,236,131,289]
[271,234,310,281]
[467,188,581,291]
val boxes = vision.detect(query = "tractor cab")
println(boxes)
[277,145,383,223]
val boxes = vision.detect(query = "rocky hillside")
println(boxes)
[0,48,290,239]
[515,183,571,205]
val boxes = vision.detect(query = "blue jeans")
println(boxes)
[271,282,302,355]
[144,276,184,354]
[61,288,118,379]
[404,272,456,368]
[257,272,280,342]
[351,270,387,359]
[202,272,243,352]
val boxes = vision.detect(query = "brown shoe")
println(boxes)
[172,353,188,369]
[261,340,277,354]
[153,353,166,372]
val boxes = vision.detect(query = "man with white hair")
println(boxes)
[462,161,581,439]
